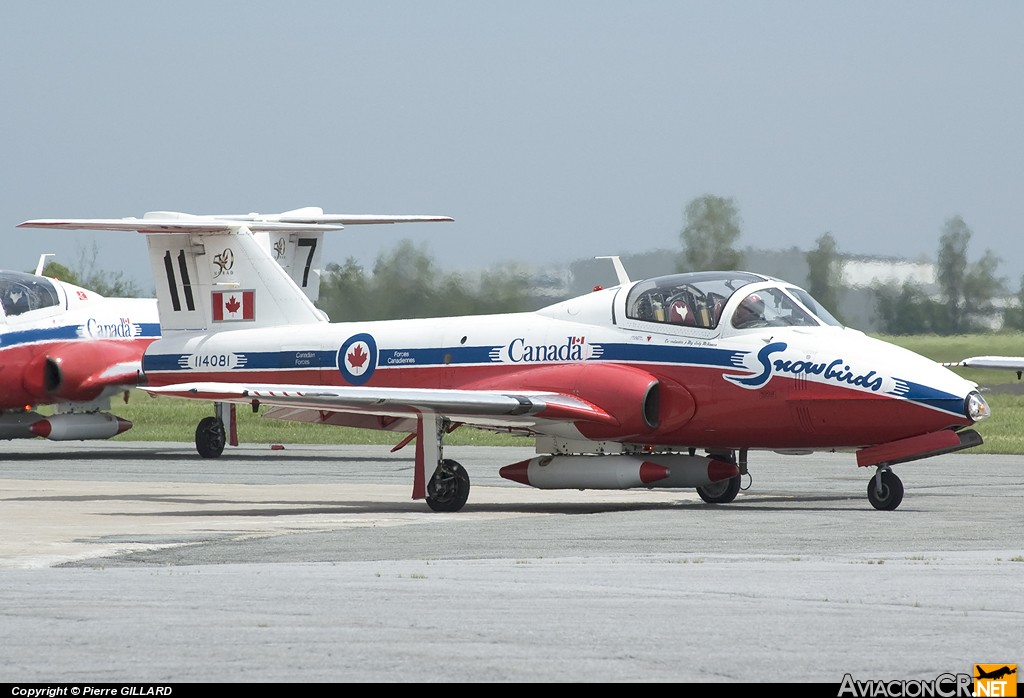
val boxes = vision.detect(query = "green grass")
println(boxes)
[92,332,1024,453]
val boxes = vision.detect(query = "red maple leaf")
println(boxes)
[225,295,241,314]
[347,344,368,368]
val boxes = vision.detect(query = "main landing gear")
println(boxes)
[696,448,744,504]
[696,475,742,504]
[193,403,237,459]
[426,458,471,512]
[418,415,472,513]
[867,468,904,511]
[195,416,227,459]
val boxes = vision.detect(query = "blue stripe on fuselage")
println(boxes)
[142,342,745,373]
[143,349,337,371]
[593,343,744,367]
[888,377,966,414]
[0,323,160,349]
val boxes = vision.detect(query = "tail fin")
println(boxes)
[18,207,453,331]
[147,226,327,331]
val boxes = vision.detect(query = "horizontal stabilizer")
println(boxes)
[213,208,454,225]
[18,217,342,234]
[19,207,452,235]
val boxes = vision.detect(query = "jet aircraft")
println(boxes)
[0,256,159,440]
[20,209,992,510]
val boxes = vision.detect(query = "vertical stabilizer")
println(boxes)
[147,226,327,332]
[251,230,325,303]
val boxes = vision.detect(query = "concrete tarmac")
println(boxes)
[0,440,1021,683]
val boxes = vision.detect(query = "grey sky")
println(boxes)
[4,2,1023,292]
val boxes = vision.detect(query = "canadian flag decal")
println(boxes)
[211,290,255,322]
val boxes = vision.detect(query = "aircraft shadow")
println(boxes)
[0,449,403,465]
[10,491,859,516]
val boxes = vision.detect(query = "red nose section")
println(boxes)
[115,418,133,434]
[499,460,530,485]
[29,419,51,438]
[708,459,741,483]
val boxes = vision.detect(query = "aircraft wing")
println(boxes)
[142,382,620,427]
[943,356,1024,371]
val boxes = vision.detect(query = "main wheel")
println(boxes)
[195,416,227,459]
[696,474,741,504]
[867,470,904,511]
[426,459,470,512]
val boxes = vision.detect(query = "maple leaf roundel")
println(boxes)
[337,333,378,385]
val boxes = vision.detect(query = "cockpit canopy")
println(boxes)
[0,271,61,317]
[624,271,842,330]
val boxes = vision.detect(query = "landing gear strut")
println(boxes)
[416,414,472,512]
[867,468,904,511]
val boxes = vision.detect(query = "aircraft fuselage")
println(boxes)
[141,289,978,452]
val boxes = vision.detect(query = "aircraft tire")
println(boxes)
[195,416,227,459]
[426,459,470,513]
[696,474,741,504]
[867,470,904,511]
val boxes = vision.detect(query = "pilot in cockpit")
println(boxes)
[732,292,766,329]
[3,284,31,316]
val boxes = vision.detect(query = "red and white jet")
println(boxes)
[21,209,991,510]
[0,256,159,440]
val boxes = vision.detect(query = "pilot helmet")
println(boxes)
[742,293,764,312]
[734,292,765,325]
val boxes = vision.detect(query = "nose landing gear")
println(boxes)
[867,468,904,511]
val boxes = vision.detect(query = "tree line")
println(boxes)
[680,194,1013,334]
[38,197,1020,335]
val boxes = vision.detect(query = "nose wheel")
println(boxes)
[867,468,904,511]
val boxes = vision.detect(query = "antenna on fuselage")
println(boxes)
[596,256,630,286]
[34,253,55,276]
